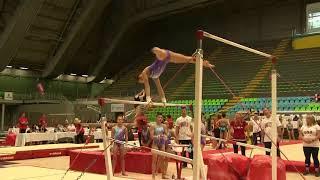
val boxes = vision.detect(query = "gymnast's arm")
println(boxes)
[111,127,115,140]
[163,124,168,140]
[149,125,154,141]
[125,127,128,143]
[141,69,151,102]
[175,122,180,143]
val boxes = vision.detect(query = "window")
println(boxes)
[306,2,320,33]
[308,12,320,30]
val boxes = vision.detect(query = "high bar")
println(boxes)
[101,98,188,107]
[278,111,320,114]
[204,135,271,152]
[200,30,273,58]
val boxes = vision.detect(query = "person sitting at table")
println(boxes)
[18,112,28,133]
[31,124,39,133]
[38,114,48,132]
[74,118,85,144]
[67,120,76,132]
[54,124,65,132]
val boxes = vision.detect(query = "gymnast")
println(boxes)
[137,47,214,104]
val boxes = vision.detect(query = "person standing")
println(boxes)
[175,106,193,168]
[287,119,295,140]
[261,109,282,157]
[300,115,320,177]
[111,115,128,176]
[74,118,85,144]
[230,112,248,156]
[18,112,28,133]
[217,113,230,148]
[150,113,168,179]
[251,114,261,145]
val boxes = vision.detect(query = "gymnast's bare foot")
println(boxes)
[121,172,128,176]
[162,174,170,179]
[147,101,154,109]
[204,60,215,68]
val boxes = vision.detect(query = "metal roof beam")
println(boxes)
[0,0,44,71]
[42,0,111,78]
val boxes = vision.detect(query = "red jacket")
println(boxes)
[75,124,84,134]
[136,115,148,133]
[38,117,47,127]
[18,117,28,130]
[230,120,247,140]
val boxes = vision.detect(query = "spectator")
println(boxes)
[127,125,135,141]
[67,120,76,132]
[217,112,230,148]
[166,115,174,130]
[300,115,320,177]
[212,114,222,149]
[261,109,282,157]
[230,112,248,156]
[55,124,65,132]
[18,112,28,133]
[200,114,207,150]
[166,115,175,143]
[287,119,295,140]
[175,106,193,168]
[135,112,148,146]
[74,118,85,144]
[251,114,261,145]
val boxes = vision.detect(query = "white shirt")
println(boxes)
[261,116,282,142]
[301,125,320,147]
[176,115,192,140]
[67,124,76,132]
[252,119,261,133]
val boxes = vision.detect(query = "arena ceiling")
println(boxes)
[0,0,309,82]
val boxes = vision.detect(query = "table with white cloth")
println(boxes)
[15,132,57,147]
[15,131,108,147]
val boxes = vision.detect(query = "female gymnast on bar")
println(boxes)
[137,47,214,104]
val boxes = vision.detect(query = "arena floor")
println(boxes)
[0,142,318,180]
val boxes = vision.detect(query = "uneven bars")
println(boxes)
[199,30,273,58]
[204,135,271,152]
[101,98,187,107]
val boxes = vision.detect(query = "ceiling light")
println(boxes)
[6,65,12,68]
[19,67,28,70]
[81,74,88,77]
[70,73,77,76]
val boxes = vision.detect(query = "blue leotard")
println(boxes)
[153,125,165,148]
[148,50,170,79]
[114,126,125,144]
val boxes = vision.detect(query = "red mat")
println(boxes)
[0,145,99,161]
[67,141,307,176]
[68,150,153,174]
